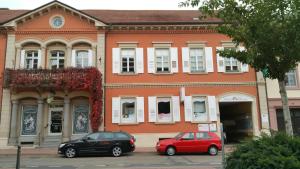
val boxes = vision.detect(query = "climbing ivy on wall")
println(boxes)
[4,67,102,132]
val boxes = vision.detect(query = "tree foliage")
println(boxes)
[180,0,300,81]
[180,0,300,136]
[225,133,300,169]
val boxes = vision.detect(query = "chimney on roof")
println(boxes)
[0,8,9,10]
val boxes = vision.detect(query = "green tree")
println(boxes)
[180,0,300,136]
[226,133,300,169]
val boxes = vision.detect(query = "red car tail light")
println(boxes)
[130,137,135,145]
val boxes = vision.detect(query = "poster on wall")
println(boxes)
[73,105,89,134]
[209,123,217,132]
[21,105,38,135]
[198,123,209,131]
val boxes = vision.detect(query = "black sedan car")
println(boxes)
[58,131,135,158]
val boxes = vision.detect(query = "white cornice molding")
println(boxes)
[105,82,263,88]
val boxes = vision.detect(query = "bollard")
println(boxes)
[220,123,225,169]
[16,145,20,169]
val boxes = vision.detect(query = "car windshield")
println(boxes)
[174,132,184,139]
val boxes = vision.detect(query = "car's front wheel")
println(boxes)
[166,146,176,156]
[208,146,218,156]
[112,146,122,157]
[64,147,76,158]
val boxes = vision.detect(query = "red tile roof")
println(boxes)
[0,9,222,25]
[0,10,28,24]
[82,10,222,25]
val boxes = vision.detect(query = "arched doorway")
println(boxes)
[218,93,257,143]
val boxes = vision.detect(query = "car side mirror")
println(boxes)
[82,137,88,142]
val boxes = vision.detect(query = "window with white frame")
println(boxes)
[225,57,240,72]
[50,50,65,69]
[75,50,89,68]
[25,50,39,69]
[224,47,240,72]
[190,48,205,72]
[121,98,136,123]
[121,48,135,73]
[192,97,208,122]
[155,48,170,73]
[157,97,172,122]
[285,69,297,87]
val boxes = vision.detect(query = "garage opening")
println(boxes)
[219,102,253,143]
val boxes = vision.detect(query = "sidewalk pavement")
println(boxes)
[0,147,155,156]
[0,145,236,156]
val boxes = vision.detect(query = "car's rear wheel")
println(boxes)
[65,147,76,158]
[166,146,176,156]
[208,146,218,156]
[112,146,122,157]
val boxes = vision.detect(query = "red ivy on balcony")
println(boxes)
[4,68,102,132]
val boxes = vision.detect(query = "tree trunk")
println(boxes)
[278,80,294,136]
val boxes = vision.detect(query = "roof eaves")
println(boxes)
[1,0,107,26]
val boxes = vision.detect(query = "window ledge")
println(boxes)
[188,72,208,75]
[286,86,300,90]
[153,72,174,75]
[223,71,244,74]
[118,123,139,126]
[154,122,175,125]
[117,73,138,76]
[190,121,212,124]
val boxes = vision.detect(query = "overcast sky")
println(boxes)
[0,0,197,10]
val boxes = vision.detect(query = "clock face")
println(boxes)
[51,16,64,28]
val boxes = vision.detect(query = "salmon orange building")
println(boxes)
[0,1,270,148]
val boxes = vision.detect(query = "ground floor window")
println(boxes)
[276,108,300,136]
[21,105,38,135]
[121,98,136,123]
[192,97,208,122]
[157,97,172,122]
[73,104,89,134]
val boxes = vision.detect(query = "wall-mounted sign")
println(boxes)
[209,123,217,132]
[198,123,209,131]
[261,114,269,123]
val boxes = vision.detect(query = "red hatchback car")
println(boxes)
[156,131,222,156]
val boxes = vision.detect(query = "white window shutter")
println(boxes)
[148,96,157,122]
[171,47,178,73]
[136,97,144,123]
[112,97,121,124]
[136,48,144,73]
[71,50,76,67]
[112,48,120,73]
[205,47,214,72]
[20,50,25,68]
[184,96,192,122]
[147,48,155,73]
[88,49,93,67]
[172,96,181,122]
[208,96,217,121]
[239,46,249,72]
[216,47,225,72]
[182,47,190,73]
[37,49,42,68]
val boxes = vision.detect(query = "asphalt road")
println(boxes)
[0,152,222,169]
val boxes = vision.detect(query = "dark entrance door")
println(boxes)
[276,108,300,136]
[49,110,63,134]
